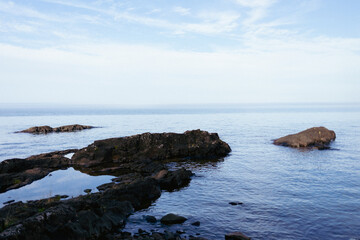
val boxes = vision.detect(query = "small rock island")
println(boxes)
[17,124,94,134]
[273,126,336,149]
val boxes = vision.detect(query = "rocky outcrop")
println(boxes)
[0,177,160,239]
[104,229,208,240]
[71,129,231,169]
[0,149,77,193]
[0,170,193,239]
[0,130,231,239]
[17,124,94,134]
[273,127,336,149]
[1,130,228,193]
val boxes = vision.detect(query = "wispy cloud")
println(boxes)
[235,0,277,8]
[0,1,62,22]
[173,6,190,16]
[40,0,240,35]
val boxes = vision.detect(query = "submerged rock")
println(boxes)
[160,213,187,225]
[273,127,336,149]
[144,215,157,223]
[225,232,251,240]
[17,124,94,134]
[191,221,201,226]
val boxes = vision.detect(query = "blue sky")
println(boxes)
[0,0,359,105]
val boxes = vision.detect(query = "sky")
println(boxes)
[0,0,360,105]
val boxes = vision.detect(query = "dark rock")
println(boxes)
[144,215,157,223]
[0,177,162,239]
[72,130,231,169]
[53,124,94,133]
[96,182,115,191]
[229,201,243,205]
[157,168,193,191]
[0,149,77,193]
[60,195,69,199]
[84,189,92,194]
[160,213,187,225]
[3,200,15,205]
[17,124,94,134]
[273,127,336,149]
[18,125,53,134]
[191,221,200,226]
[189,236,208,240]
[225,232,251,240]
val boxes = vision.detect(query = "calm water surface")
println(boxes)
[0,104,359,240]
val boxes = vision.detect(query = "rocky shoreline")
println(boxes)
[0,130,232,239]
[1,126,337,239]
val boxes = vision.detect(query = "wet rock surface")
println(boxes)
[0,130,230,239]
[17,124,94,134]
[71,129,231,169]
[273,127,336,149]
[160,213,187,225]
[0,149,77,193]
[104,229,209,240]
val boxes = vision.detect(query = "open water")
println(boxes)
[0,104,359,239]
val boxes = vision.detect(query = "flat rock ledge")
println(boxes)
[17,124,94,134]
[0,130,231,239]
[273,127,336,149]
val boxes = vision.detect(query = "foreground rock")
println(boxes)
[0,130,231,239]
[0,149,77,193]
[0,169,193,239]
[17,124,94,134]
[105,229,208,240]
[273,127,336,149]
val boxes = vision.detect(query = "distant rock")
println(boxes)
[160,213,187,225]
[17,124,94,134]
[229,201,243,205]
[273,127,336,149]
[225,232,251,240]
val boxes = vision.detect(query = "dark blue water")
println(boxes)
[0,104,359,239]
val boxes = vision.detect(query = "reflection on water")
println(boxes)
[0,167,114,207]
